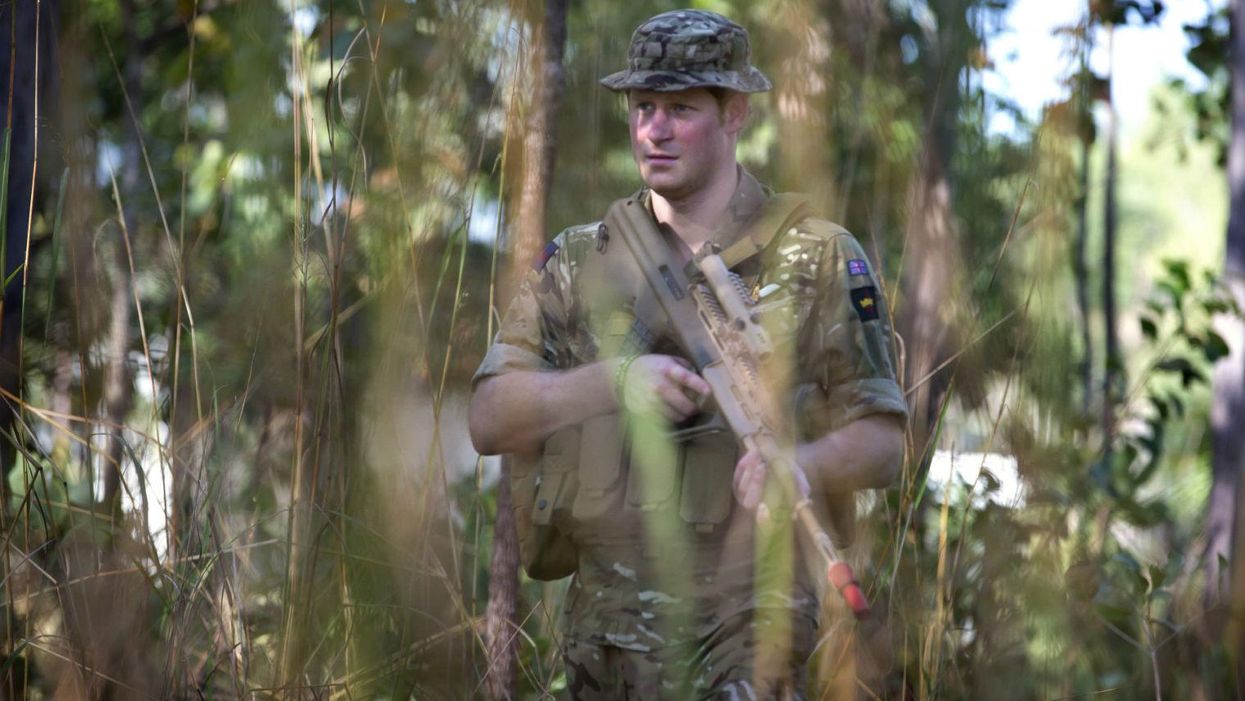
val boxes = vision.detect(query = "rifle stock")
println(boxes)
[608,198,871,621]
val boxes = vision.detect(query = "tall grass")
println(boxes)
[0,1,1233,699]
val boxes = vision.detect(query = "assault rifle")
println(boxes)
[607,197,872,621]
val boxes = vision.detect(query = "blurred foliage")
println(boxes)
[0,0,1236,698]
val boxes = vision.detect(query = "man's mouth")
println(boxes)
[645,153,677,163]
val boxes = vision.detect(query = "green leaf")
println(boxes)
[1163,258,1191,293]
[0,638,31,678]
[1119,499,1168,528]
[1110,551,1149,596]
[1157,281,1184,309]
[1094,602,1134,625]
[1155,357,1194,375]
[1203,298,1233,315]
[980,469,1001,494]
[2,263,23,289]
[1150,396,1169,421]
[1120,443,1140,469]
[1155,357,1206,386]
[1204,331,1230,362]
[1148,564,1167,592]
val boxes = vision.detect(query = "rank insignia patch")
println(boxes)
[851,286,880,321]
[532,241,560,272]
[847,259,869,276]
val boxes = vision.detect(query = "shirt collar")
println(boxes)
[640,166,770,249]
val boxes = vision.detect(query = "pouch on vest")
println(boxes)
[678,432,738,532]
[571,413,627,524]
[625,424,683,511]
[514,426,579,580]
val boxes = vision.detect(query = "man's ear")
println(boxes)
[722,92,750,136]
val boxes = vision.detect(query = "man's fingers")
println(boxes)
[663,363,712,402]
[733,449,766,510]
[663,387,700,418]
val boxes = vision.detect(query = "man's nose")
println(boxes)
[646,108,673,140]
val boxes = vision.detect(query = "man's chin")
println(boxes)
[642,177,689,199]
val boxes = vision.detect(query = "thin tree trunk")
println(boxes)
[900,147,958,464]
[99,229,133,514]
[1074,21,1094,419]
[508,0,568,289]
[0,0,57,504]
[99,0,143,515]
[279,3,313,690]
[0,3,56,695]
[486,458,520,700]
[773,0,835,211]
[1101,25,1120,468]
[1221,0,1245,668]
[486,1,568,698]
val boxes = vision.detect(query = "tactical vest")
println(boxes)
[515,191,856,581]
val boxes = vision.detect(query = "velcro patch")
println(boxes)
[532,241,560,272]
[850,286,880,321]
[847,259,869,276]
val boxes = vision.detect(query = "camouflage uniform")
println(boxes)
[473,10,908,700]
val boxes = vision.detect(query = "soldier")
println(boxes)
[469,9,907,700]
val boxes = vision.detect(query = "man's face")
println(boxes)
[627,88,745,200]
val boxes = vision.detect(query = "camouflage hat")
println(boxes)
[600,9,772,94]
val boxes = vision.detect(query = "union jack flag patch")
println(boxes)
[847,259,869,276]
[532,241,560,272]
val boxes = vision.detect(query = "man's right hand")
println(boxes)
[617,354,712,422]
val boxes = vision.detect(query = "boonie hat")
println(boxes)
[600,9,772,93]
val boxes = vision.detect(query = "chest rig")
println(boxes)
[582,193,812,522]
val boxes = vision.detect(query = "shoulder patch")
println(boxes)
[532,241,560,272]
[847,259,870,276]
[850,286,880,321]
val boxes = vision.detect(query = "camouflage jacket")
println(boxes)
[473,169,907,650]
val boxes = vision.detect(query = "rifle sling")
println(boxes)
[605,196,717,370]
[606,191,812,358]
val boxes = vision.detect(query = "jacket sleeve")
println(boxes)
[471,234,573,387]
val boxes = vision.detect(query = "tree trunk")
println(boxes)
[507,0,568,290]
[487,1,568,698]
[1074,22,1094,419]
[1101,25,1121,469]
[773,0,835,210]
[1221,0,1245,667]
[98,0,143,516]
[0,0,57,503]
[485,458,520,700]
[897,0,971,463]
[900,147,959,462]
[0,3,57,695]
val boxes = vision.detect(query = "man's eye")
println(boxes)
[635,102,654,112]
[672,104,692,113]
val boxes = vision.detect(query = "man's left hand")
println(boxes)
[732,446,811,511]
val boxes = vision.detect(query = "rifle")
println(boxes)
[608,197,872,621]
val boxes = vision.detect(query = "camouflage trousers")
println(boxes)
[563,608,816,700]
